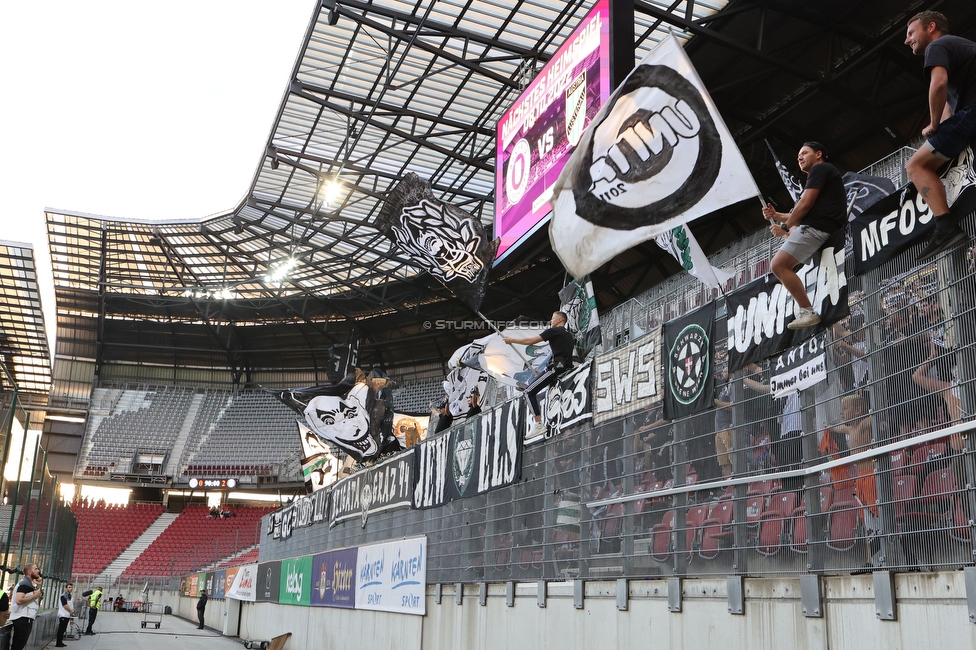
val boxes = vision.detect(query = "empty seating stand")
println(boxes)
[70,502,165,577]
[121,505,273,578]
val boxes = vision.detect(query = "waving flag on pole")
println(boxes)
[558,276,602,358]
[655,225,733,291]
[765,139,803,203]
[549,33,760,279]
[376,173,499,311]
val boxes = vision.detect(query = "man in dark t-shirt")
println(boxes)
[504,311,576,436]
[762,141,847,330]
[905,11,976,258]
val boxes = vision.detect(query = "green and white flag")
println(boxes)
[558,276,602,358]
[655,225,733,291]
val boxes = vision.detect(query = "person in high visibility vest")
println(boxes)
[85,587,102,635]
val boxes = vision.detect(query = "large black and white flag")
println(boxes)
[269,374,381,462]
[376,173,499,311]
[558,277,602,359]
[726,230,849,372]
[663,302,716,420]
[549,33,759,279]
[850,145,976,274]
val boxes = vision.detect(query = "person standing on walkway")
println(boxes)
[55,582,74,647]
[196,589,208,629]
[85,586,102,635]
[9,563,43,650]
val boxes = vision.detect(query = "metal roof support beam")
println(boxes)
[289,85,493,171]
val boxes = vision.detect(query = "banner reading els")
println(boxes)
[495,0,612,258]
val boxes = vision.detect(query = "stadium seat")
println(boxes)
[650,510,675,562]
[757,492,798,556]
[699,502,735,560]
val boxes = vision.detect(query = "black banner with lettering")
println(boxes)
[726,229,848,372]
[412,399,522,509]
[663,302,716,419]
[330,450,414,528]
[849,186,933,275]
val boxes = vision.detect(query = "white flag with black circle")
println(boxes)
[549,33,759,279]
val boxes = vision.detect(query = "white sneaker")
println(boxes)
[788,307,821,330]
[530,421,547,437]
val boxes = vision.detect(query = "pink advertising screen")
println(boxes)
[495,0,612,260]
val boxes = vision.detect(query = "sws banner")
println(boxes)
[593,327,663,424]
[726,229,848,372]
[663,302,715,420]
[330,450,414,528]
[413,399,522,509]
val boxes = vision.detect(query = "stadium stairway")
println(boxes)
[206,544,260,571]
[164,392,205,476]
[96,511,179,582]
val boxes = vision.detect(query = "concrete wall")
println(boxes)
[175,571,976,650]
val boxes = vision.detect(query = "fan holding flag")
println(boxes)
[503,311,576,438]
[761,141,848,330]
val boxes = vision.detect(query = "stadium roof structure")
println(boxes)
[0,242,52,395]
[45,0,976,382]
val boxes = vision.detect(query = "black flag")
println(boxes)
[376,173,499,311]
[663,302,716,419]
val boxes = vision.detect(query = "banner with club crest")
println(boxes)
[412,399,523,509]
[330,450,414,528]
[663,302,716,420]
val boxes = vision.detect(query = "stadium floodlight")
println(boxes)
[320,180,343,207]
[266,258,298,284]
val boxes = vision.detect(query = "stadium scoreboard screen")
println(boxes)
[189,477,238,490]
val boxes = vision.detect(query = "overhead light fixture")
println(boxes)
[266,258,298,284]
[328,3,340,25]
[270,157,279,170]
[47,415,87,424]
[320,179,343,207]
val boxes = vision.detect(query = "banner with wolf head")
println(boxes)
[376,173,499,311]
[549,33,759,279]
[269,372,384,462]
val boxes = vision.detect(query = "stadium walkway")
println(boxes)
[42,611,244,650]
